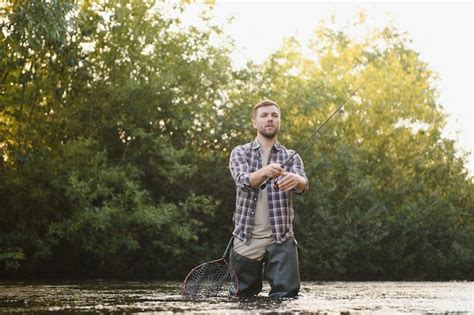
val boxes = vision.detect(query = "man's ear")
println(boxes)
[252,118,257,128]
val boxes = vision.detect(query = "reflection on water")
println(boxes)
[0,281,472,314]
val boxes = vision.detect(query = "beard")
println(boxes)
[258,125,279,139]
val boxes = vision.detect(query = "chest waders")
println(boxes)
[229,238,300,298]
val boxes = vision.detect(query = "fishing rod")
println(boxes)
[260,74,371,190]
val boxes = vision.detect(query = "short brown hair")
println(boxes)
[252,100,280,118]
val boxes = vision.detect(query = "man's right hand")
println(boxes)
[264,163,284,178]
[249,163,283,189]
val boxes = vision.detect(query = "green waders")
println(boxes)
[229,238,300,298]
[229,250,263,297]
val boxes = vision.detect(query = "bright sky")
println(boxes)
[184,1,473,175]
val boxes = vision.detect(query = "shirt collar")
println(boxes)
[252,138,282,151]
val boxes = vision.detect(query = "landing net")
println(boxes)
[182,258,238,297]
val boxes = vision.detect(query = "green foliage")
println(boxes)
[0,248,25,270]
[257,20,474,280]
[1,0,229,278]
[1,2,472,280]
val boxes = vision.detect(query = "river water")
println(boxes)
[0,281,472,314]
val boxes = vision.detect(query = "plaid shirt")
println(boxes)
[229,139,308,244]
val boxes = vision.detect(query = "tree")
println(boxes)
[1,2,472,280]
[0,0,234,278]
[251,19,474,280]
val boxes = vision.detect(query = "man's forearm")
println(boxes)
[248,163,284,189]
[249,168,267,189]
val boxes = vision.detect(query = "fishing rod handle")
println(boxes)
[259,177,270,190]
[259,161,286,190]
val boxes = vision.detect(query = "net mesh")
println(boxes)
[182,258,238,297]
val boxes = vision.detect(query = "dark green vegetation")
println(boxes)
[1,1,473,280]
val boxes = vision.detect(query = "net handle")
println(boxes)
[222,236,234,259]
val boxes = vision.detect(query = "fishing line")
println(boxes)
[260,73,372,190]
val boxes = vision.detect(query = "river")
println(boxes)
[0,281,472,314]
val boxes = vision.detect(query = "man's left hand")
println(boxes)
[276,172,306,192]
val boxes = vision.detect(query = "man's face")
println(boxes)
[252,105,280,139]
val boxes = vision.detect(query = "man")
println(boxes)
[229,99,308,298]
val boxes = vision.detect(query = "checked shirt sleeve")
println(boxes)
[288,151,309,194]
[229,145,254,192]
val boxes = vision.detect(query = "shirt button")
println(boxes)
[251,211,255,215]
[253,198,257,201]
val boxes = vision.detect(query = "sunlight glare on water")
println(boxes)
[0,281,472,314]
